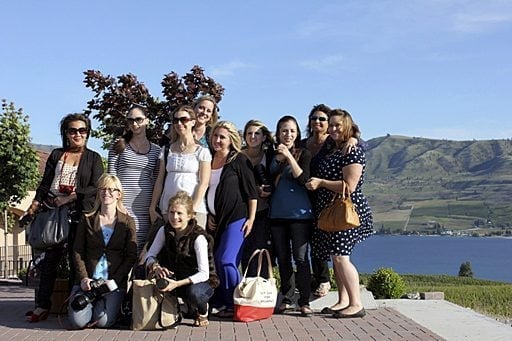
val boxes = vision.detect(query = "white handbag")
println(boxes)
[233,249,277,322]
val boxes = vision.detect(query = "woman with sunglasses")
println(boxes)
[24,113,104,322]
[150,105,211,229]
[301,104,360,299]
[69,174,137,329]
[108,104,161,253]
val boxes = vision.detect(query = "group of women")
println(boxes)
[24,96,374,329]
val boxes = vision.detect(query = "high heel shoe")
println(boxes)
[26,308,49,322]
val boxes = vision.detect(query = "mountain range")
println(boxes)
[364,135,512,233]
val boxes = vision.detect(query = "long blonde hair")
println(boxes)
[86,173,125,216]
[210,121,242,164]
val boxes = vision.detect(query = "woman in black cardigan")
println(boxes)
[24,113,104,322]
[206,121,258,318]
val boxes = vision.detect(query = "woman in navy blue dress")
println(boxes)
[306,109,374,318]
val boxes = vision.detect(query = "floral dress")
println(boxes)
[312,146,374,259]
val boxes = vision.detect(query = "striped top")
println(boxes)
[108,142,161,253]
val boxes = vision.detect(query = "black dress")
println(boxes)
[312,146,374,259]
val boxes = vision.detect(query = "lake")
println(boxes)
[350,235,512,283]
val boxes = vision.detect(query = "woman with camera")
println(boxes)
[240,120,274,277]
[69,174,137,329]
[24,113,104,323]
[144,191,218,327]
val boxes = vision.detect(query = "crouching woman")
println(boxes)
[144,191,218,327]
[69,174,137,329]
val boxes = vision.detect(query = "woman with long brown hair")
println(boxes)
[108,104,161,253]
[269,115,313,316]
[150,105,211,228]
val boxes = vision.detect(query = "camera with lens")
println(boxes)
[155,273,177,290]
[71,279,118,311]
[254,164,272,192]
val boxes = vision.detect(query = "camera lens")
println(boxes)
[155,278,170,290]
[71,292,95,311]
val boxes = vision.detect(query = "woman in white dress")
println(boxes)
[150,105,211,228]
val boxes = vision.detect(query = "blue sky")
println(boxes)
[1,1,511,155]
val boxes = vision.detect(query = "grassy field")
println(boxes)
[359,274,512,320]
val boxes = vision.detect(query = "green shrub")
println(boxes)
[18,267,28,280]
[458,261,474,277]
[367,267,407,299]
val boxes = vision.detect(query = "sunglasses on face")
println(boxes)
[172,116,193,124]
[99,187,120,194]
[127,117,146,125]
[310,116,328,122]
[67,127,88,135]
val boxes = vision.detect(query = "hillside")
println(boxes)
[364,135,512,234]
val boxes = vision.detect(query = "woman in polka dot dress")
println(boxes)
[306,109,374,319]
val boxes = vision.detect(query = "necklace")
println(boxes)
[173,140,195,154]
[130,140,150,154]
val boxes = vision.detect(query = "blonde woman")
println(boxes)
[144,191,218,327]
[207,121,258,317]
[193,95,219,148]
[69,174,137,329]
[150,105,211,228]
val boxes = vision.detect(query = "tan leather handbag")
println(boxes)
[317,181,360,232]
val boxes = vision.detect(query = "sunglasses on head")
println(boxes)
[67,127,88,135]
[172,116,193,124]
[310,116,328,122]
[127,117,145,125]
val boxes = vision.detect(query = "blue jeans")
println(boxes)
[176,281,214,315]
[68,285,125,329]
[270,219,312,307]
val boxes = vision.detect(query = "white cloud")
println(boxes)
[299,54,344,72]
[452,12,512,33]
[211,61,254,78]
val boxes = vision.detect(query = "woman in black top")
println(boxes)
[240,119,274,277]
[206,121,258,318]
[24,113,103,322]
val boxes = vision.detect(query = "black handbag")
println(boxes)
[28,206,70,249]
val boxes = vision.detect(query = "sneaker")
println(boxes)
[314,282,331,297]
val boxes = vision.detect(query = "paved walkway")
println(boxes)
[0,283,443,341]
